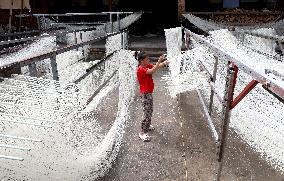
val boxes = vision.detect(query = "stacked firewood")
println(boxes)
[212,9,283,25]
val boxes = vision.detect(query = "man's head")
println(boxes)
[137,51,150,65]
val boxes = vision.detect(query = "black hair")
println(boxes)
[134,51,148,61]
[134,51,139,60]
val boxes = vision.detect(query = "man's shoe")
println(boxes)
[149,125,155,131]
[139,132,151,142]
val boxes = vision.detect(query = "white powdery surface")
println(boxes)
[84,80,118,112]
[65,30,97,57]
[174,29,284,172]
[183,14,225,32]
[82,33,124,111]
[105,33,122,56]
[164,27,182,59]
[164,27,189,97]
[48,31,111,96]
[81,50,137,180]
[165,27,284,172]
[243,28,277,55]
[0,50,137,180]
[162,47,212,98]
[0,36,56,66]
[210,29,284,87]
[208,29,284,172]
[0,29,134,180]
[0,82,103,180]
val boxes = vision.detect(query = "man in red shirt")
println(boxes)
[136,51,168,142]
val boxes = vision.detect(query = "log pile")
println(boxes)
[212,9,283,25]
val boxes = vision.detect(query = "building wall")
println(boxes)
[276,0,284,10]
[223,0,239,8]
[185,0,280,11]
[178,0,185,20]
[0,0,39,32]
[0,0,30,9]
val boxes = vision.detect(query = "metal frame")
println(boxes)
[0,113,60,124]
[83,70,117,107]
[0,30,125,81]
[196,89,219,143]
[233,29,284,56]
[0,83,77,99]
[0,32,130,143]
[183,13,284,32]
[0,12,142,82]
[184,28,284,181]
[208,57,219,115]
[230,80,259,110]
[0,144,31,151]
[0,26,98,46]
[10,74,76,89]
[16,12,133,18]
[0,30,41,38]
[28,63,37,77]
[0,11,140,161]
[3,77,88,98]
[0,134,42,142]
[0,88,77,106]
[213,62,237,181]
[15,12,134,34]
[0,100,66,114]
[0,92,76,109]
[186,29,284,100]
[0,119,52,128]
[0,27,132,162]
[235,29,284,42]
[0,155,24,161]
[50,22,105,26]
[50,52,59,81]
[75,31,128,106]
[194,55,224,105]
[184,11,283,15]
[74,49,120,84]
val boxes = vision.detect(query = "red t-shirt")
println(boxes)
[137,64,154,94]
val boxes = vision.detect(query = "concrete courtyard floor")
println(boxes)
[96,69,284,181]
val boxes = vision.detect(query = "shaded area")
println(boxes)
[98,70,284,180]
[99,70,188,180]
[179,92,284,181]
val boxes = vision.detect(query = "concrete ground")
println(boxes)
[90,34,166,50]
[96,69,284,181]
[128,35,166,50]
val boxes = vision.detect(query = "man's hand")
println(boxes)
[158,55,169,68]
[158,55,166,64]
[163,60,169,65]
[146,55,167,75]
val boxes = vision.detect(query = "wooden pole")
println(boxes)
[8,0,14,34]
[19,0,24,32]
[208,56,219,115]
[108,0,112,11]
[178,0,185,21]
[214,63,238,181]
